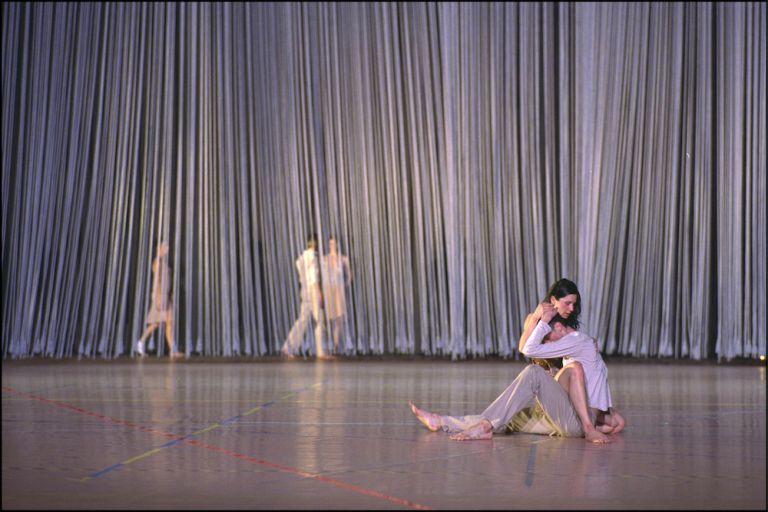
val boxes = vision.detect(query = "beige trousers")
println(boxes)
[437,364,584,437]
[283,285,325,356]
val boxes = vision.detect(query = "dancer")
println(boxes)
[520,279,625,437]
[522,311,625,436]
[410,279,623,442]
[282,234,332,359]
[136,242,182,358]
[408,361,589,441]
[322,236,352,354]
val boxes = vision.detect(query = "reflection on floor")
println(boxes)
[2,358,765,510]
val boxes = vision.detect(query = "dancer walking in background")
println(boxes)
[282,234,332,359]
[323,236,352,354]
[136,242,182,358]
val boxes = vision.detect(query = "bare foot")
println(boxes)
[585,428,611,444]
[170,352,185,359]
[409,402,441,432]
[597,424,616,435]
[449,419,493,441]
[317,354,336,361]
[606,413,626,435]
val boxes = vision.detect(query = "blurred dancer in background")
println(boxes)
[323,236,352,354]
[282,234,332,359]
[136,242,182,358]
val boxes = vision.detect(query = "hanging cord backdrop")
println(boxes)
[1,2,765,360]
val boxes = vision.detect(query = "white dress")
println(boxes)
[146,257,172,324]
[323,254,348,320]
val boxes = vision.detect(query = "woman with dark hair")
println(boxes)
[518,278,623,440]
[520,278,582,340]
[521,278,582,375]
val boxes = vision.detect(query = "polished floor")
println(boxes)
[2,357,766,510]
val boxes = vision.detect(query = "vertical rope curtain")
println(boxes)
[2,2,765,360]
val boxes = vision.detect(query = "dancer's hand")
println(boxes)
[538,301,557,323]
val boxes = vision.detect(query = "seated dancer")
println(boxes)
[519,279,625,438]
[408,361,588,442]
[409,307,624,442]
[522,312,625,437]
[409,319,624,443]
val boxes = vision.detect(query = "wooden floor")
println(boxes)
[2,357,765,510]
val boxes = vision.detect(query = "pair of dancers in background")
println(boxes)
[281,234,352,359]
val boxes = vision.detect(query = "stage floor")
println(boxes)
[2,358,765,510]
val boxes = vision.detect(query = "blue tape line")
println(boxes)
[84,379,327,481]
[524,445,537,487]
[90,463,125,478]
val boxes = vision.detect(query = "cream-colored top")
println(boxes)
[323,254,348,286]
[296,248,320,287]
[522,321,613,412]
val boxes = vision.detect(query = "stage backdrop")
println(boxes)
[2,2,765,359]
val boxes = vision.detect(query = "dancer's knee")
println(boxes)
[522,364,544,374]
[565,361,584,381]
[521,364,548,378]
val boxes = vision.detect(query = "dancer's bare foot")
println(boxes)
[281,346,296,359]
[449,419,493,441]
[317,354,336,361]
[408,402,441,432]
[601,411,626,435]
[170,351,185,359]
[585,427,611,444]
[597,424,616,435]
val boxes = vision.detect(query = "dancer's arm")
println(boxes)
[517,302,555,352]
[521,322,586,359]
